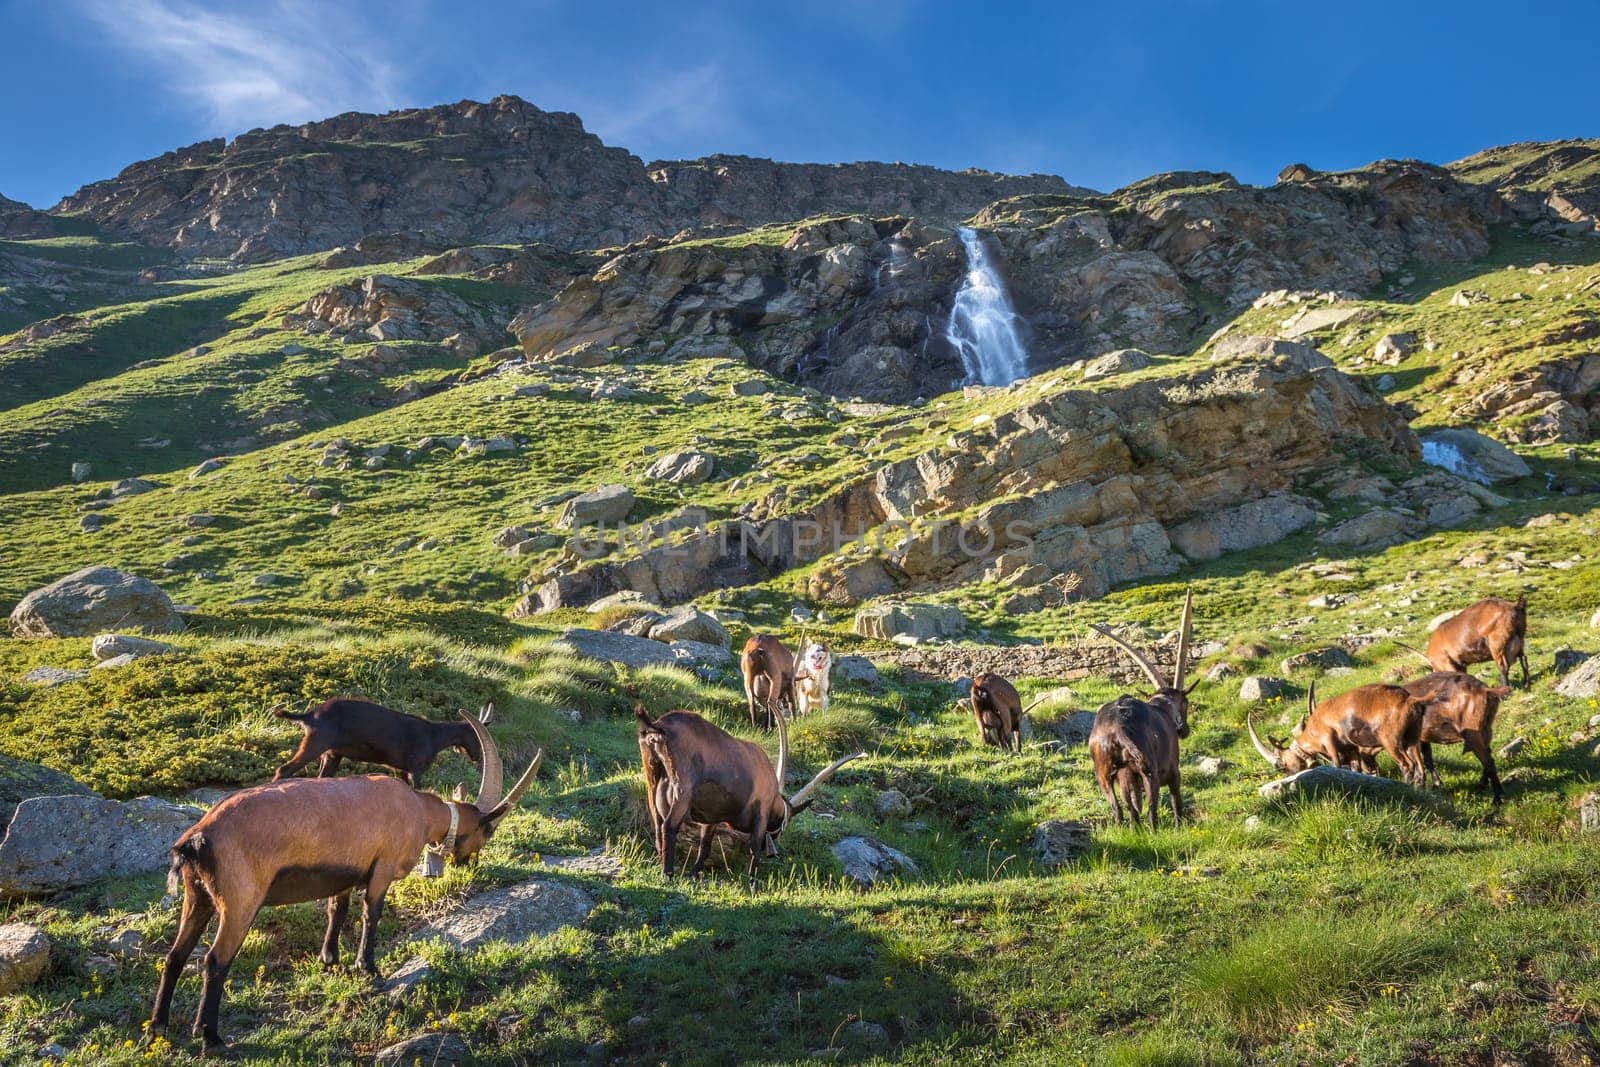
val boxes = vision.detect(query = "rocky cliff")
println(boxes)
[51,96,1078,263]
[510,159,1529,400]
[517,345,1469,615]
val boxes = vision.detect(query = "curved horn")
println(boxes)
[773,698,789,794]
[1393,641,1434,669]
[788,752,867,811]
[1173,588,1194,691]
[1246,714,1284,769]
[460,711,504,810]
[483,748,543,821]
[1020,691,1056,716]
[1089,623,1164,692]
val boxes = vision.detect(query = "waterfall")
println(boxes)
[945,226,1030,386]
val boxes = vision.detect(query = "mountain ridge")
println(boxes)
[46,95,1086,263]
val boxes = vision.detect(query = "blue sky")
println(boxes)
[2,0,1594,209]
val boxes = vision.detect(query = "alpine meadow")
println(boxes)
[3,61,1600,1067]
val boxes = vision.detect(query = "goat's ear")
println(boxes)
[479,703,495,724]
[788,798,814,817]
[764,834,779,857]
[452,782,469,802]
[1490,685,1512,698]
[1184,679,1201,695]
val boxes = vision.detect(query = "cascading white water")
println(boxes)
[945,226,1030,386]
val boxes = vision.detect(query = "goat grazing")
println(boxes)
[971,671,1023,753]
[1248,681,1428,786]
[1391,672,1512,802]
[1419,595,1530,689]
[636,703,862,885]
[741,634,796,729]
[1086,590,1195,828]
[273,698,491,786]
[150,714,540,1053]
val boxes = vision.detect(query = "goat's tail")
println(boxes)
[167,832,208,895]
[272,703,312,723]
[633,702,658,734]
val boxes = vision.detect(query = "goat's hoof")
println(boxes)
[318,953,338,969]
[200,1035,231,1058]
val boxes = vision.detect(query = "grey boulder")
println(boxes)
[0,794,201,897]
[831,836,918,887]
[9,567,184,638]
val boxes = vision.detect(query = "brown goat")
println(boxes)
[636,703,862,886]
[1380,672,1512,803]
[149,715,540,1053]
[1248,681,1427,786]
[1421,595,1530,689]
[1087,590,1195,829]
[741,633,796,729]
[273,698,491,786]
[971,672,1023,753]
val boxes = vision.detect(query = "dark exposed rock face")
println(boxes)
[512,160,1522,400]
[510,215,973,400]
[0,194,57,238]
[52,96,1078,263]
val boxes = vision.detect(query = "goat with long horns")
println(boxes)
[1086,590,1197,829]
[636,702,863,886]
[149,713,541,1054]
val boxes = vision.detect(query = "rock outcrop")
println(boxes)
[54,96,1076,262]
[512,157,1524,400]
[1453,354,1600,444]
[522,349,1419,612]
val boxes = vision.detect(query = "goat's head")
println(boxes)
[421,711,541,877]
[1090,588,1196,737]
[766,709,865,854]
[1247,684,1319,773]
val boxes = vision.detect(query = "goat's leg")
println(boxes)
[317,753,344,778]
[355,874,393,976]
[273,736,328,781]
[746,823,764,891]
[687,823,716,878]
[1463,730,1503,804]
[1144,770,1160,831]
[148,878,215,1040]
[1494,652,1512,691]
[1119,772,1141,827]
[1519,647,1531,689]
[1421,742,1441,789]
[745,680,759,730]
[194,900,257,1052]
[319,891,351,967]
[658,789,693,878]
[1094,762,1121,824]
[1167,768,1184,824]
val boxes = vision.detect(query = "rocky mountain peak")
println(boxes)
[49,95,1078,263]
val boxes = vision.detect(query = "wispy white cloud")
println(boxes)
[71,0,403,131]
